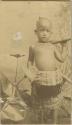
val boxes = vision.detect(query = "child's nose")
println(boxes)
[43,31,47,35]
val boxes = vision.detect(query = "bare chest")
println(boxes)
[33,44,56,70]
[34,44,55,58]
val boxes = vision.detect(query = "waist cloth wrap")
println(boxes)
[31,83,64,109]
[34,69,63,86]
[31,69,64,109]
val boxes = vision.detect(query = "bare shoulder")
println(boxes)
[49,43,55,50]
[29,44,35,50]
[53,43,62,51]
[29,44,36,54]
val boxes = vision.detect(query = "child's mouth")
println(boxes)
[42,37,46,39]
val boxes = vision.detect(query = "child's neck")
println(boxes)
[38,40,51,44]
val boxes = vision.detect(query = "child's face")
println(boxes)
[36,26,51,43]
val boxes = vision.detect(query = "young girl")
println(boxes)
[25,17,71,124]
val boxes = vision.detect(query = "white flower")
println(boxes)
[13,32,22,41]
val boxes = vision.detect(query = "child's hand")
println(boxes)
[24,69,35,82]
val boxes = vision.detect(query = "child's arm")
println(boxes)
[27,46,34,69]
[52,38,71,44]
[54,42,68,63]
[25,46,35,81]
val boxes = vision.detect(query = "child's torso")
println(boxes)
[34,43,57,71]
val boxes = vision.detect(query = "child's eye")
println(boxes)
[46,29,49,32]
[39,28,50,32]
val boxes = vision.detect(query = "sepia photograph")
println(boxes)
[0,1,72,124]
